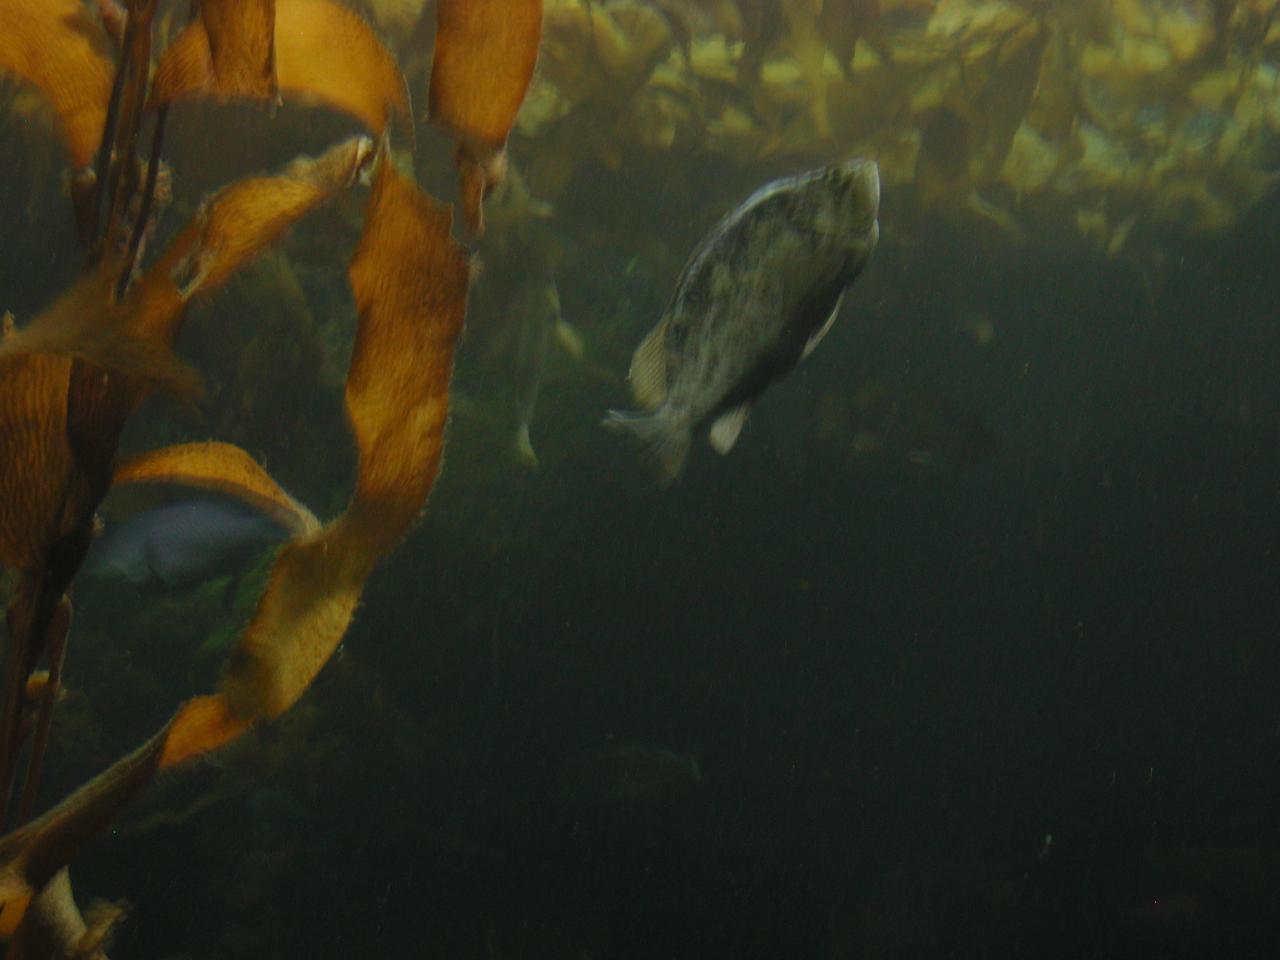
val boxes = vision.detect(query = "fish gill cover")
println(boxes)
[0,0,537,951]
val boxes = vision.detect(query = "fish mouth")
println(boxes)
[839,157,881,215]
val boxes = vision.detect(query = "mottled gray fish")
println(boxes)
[603,157,880,483]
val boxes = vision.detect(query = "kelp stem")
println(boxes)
[93,0,158,265]
[118,106,168,299]
[0,592,33,826]
[15,600,72,826]
[86,11,135,254]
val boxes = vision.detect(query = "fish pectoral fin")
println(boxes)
[628,319,669,411]
[514,423,539,470]
[802,293,843,361]
[708,402,751,455]
[554,318,586,360]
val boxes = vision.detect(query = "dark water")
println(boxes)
[46,182,1277,960]
[4,6,1280,959]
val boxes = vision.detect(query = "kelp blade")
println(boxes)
[276,0,411,138]
[0,162,469,927]
[0,262,202,402]
[152,0,409,138]
[430,0,542,152]
[0,0,113,167]
[130,136,375,348]
[225,159,469,719]
[154,0,410,140]
[150,0,278,104]
[429,0,542,232]
[0,728,166,935]
[0,354,74,572]
[113,441,320,536]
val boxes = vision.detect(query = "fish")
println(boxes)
[603,157,880,483]
[82,497,290,593]
[554,742,703,807]
[511,279,584,469]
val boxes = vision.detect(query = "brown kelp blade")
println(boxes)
[113,441,320,536]
[225,157,470,719]
[0,726,166,936]
[7,869,127,960]
[0,261,202,401]
[276,0,410,138]
[0,136,375,433]
[131,135,375,347]
[159,695,250,770]
[0,352,75,573]
[149,0,277,104]
[0,160,468,933]
[56,136,377,577]
[0,0,114,167]
[429,0,542,233]
[152,0,410,142]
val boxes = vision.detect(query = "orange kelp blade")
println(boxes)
[0,137,375,409]
[7,868,126,959]
[0,351,76,573]
[152,0,410,143]
[0,725,166,936]
[0,260,202,401]
[276,0,411,139]
[0,160,469,935]
[225,157,470,719]
[149,0,277,104]
[429,0,542,234]
[0,0,113,167]
[55,136,375,564]
[113,441,320,536]
[127,135,375,351]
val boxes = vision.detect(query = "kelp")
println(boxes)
[5,869,126,960]
[0,135,376,861]
[0,0,536,952]
[0,159,469,936]
[112,441,319,536]
[0,0,113,167]
[430,0,543,234]
[224,161,468,719]
[152,0,410,140]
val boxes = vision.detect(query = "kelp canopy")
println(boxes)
[0,0,539,953]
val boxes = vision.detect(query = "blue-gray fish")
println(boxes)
[604,158,880,483]
[83,498,289,592]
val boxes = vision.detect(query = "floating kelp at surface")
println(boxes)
[518,0,1280,245]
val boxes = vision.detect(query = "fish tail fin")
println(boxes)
[602,409,690,485]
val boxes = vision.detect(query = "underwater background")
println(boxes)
[3,0,1280,957]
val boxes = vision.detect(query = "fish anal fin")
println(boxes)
[628,319,669,411]
[708,402,750,455]
[802,293,843,361]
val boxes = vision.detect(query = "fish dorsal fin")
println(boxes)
[629,318,669,411]
[708,402,751,455]
[802,293,844,361]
